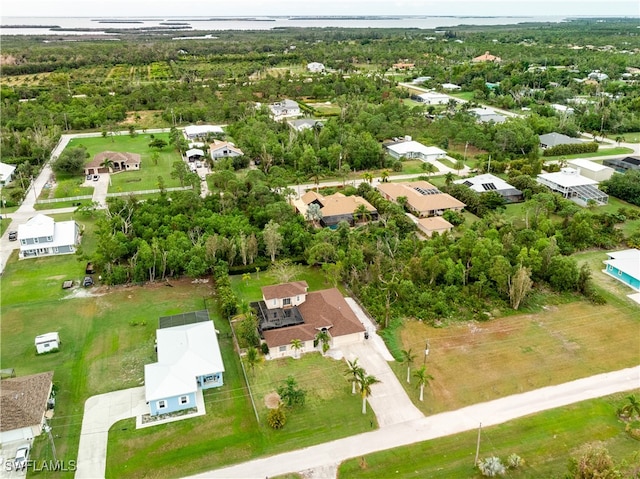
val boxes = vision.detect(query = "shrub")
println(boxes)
[266,406,287,429]
[507,453,523,469]
[478,457,506,477]
[260,342,270,355]
[542,142,598,157]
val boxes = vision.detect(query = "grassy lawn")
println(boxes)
[66,133,183,193]
[449,91,474,101]
[306,101,342,116]
[399,160,445,176]
[543,146,633,161]
[338,391,640,478]
[50,174,94,199]
[615,131,640,143]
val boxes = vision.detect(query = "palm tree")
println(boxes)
[100,157,114,173]
[353,204,371,224]
[246,346,260,375]
[454,159,465,176]
[314,330,331,354]
[421,162,437,178]
[619,395,640,419]
[400,349,416,384]
[413,366,434,402]
[290,338,303,359]
[362,172,373,184]
[444,172,455,186]
[380,169,390,183]
[345,358,363,395]
[358,370,381,414]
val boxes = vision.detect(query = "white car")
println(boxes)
[14,444,30,470]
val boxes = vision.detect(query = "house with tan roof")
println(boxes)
[85,151,141,176]
[0,371,54,443]
[472,51,502,63]
[417,216,453,237]
[209,140,244,159]
[377,181,465,217]
[295,191,378,227]
[251,281,366,359]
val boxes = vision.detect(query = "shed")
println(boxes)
[35,333,60,354]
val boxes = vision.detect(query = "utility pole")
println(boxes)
[44,420,58,462]
[474,422,482,465]
[423,340,430,366]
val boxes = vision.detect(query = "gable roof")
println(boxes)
[262,288,365,347]
[386,141,446,157]
[89,151,141,168]
[605,249,640,280]
[377,181,465,213]
[418,216,453,231]
[145,321,224,402]
[0,371,53,432]
[472,51,502,62]
[185,148,205,157]
[320,193,377,218]
[209,141,244,155]
[568,159,613,173]
[0,162,16,183]
[454,173,521,194]
[17,214,55,238]
[184,125,223,137]
[262,281,309,301]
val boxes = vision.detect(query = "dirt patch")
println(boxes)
[47,275,67,280]
[62,287,106,299]
[264,392,281,409]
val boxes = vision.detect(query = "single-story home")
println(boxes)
[35,332,60,354]
[603,249,640,292]
[377,181,466,217]
[392,62,415,70]
[416,92,450,105]
[468,107,506,124]
[252,281,366,359]
[568,159,614,182]
[417,216,453,237]
[454,173,524,203]
[295,191,378,227]
[472,51,502,63]
[385,140,447,162]
[184,125,224,140]
[307,62,325,73]
[209,140,244,159]
[551,104,574,115]
[18,214,81,259]
[0,162,16,186]
[185,148,205,162]
[603,156,640,173]
[85,151,141,176]
[539,132,584,149]
[144,311,224,416]
[269,99,302,121]
[441,83,461,91]
[536,167,608,206]
[0,371,54,444]
[287,119,324,131]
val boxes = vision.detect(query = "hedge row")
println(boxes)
[543,142,598,157]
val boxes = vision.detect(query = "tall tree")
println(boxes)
[508,265,533,310]
[290,338,303,359]
[345,358,363,395]
[400,349,416,384]
[413,366,434,402]
[358,370,381,415]
[263,220,283,263]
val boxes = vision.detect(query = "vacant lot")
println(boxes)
[338,390,640,478]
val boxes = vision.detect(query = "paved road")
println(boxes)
[187,365,640,479]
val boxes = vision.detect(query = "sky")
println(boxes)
[2,0,639,17]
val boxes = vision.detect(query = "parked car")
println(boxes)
[8,230,18,241]
[86,174,92,181]
[14,444,30,470]
[92,174,100,181]
[83,276,94,287]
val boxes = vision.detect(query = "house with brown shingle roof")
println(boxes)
[295,191,378,227]
[0,371,53,443]
[252,282,366,359]
[85,151,141,176]
[377,181,465,217]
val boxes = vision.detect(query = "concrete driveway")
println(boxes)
[0,441,28,479]
[75,387,146,479]
[189,365,640,479]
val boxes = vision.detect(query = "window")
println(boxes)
[179,396,189,405]
[279,345,287,352]
[157,400,167,409]
[618,270,623,276]
[34,237,39,244]
[283,297,291,306]
[44,343,50,349]
[273,299,277,306]
[47,236,53,241]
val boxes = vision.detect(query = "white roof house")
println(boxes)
[441,83,461,91]
[185,148,205,159]
[537,167,608,206]
[417,92,450,105]
[307,62,325,72]
[454,173,524,203]
[568,159,614,182]
[551,104,575,115]
[35,332,60,354]
[17,214,81,259]
[469,107,506,124]
[0,162,16,186]
[603,249,640,292]
[184,125,224,139]
[269,99,302,121]
[145,321,225,403]
[386,141,446,161]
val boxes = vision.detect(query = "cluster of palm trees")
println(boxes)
[401,349,434,402]
[345,358,381,414]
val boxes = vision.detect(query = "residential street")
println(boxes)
[187,365,640,479]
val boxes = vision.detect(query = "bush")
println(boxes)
[478,456,506,477]
[542,142,598,157]
[507,453,523,469]
[266,406,287,429]
[260,342,270,355]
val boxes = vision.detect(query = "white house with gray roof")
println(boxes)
[17,214,81,259]
[269,99,302,121]
[539,132,584,149]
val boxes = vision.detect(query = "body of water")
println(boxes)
[0,15,573,36]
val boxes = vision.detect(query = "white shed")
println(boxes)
[35,332,60,354]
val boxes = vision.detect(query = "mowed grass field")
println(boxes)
[338,390,640,478]
[66,133,183,193]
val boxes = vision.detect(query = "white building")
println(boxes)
[0,162,16,187]
[537,167,608,206]
[209,140,244,159]
[568,159,615,182]
[469,107,506,124]
[454,173,524,203]
[551,104,575,115]
[183,125,224,140]
[307,62,325,73]
[386,140,447,162]
[416,92,451,105]
[35,332,60,354]
[18,214,81,259]
[441,83,461,91]
[269,99,302,121]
